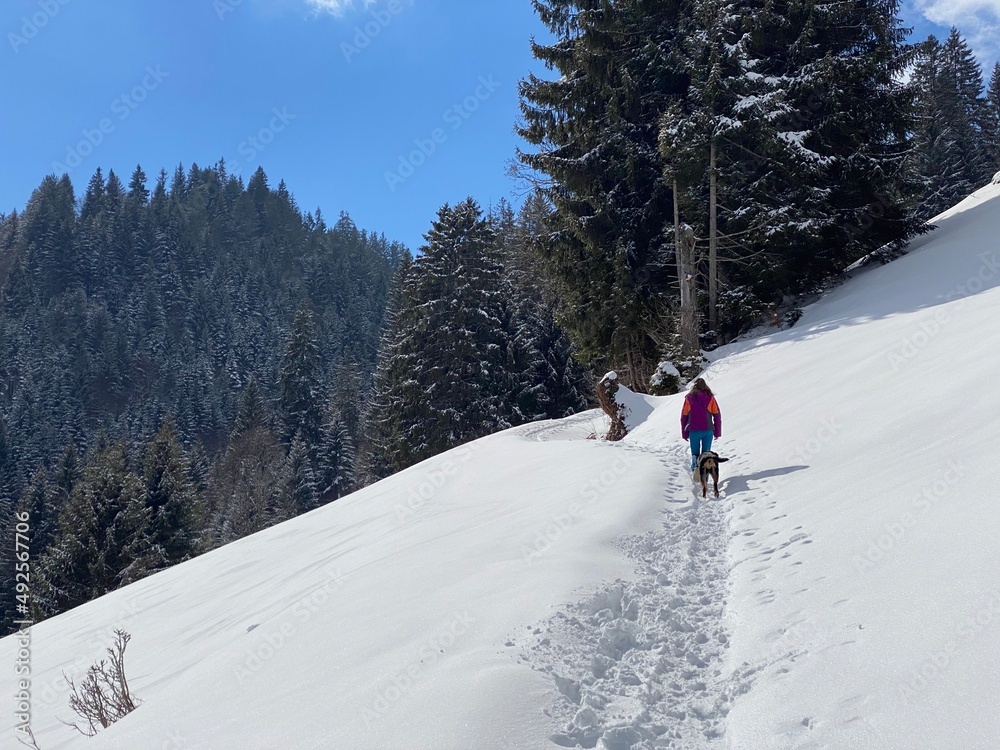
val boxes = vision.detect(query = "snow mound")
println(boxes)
[613,383,660,433]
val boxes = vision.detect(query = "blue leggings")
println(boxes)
[689,431,714,469]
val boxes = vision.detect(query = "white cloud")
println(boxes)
[914,0,1000,66]
[305,0,377,17]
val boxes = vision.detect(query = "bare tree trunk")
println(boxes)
[674,179,699,358]
[709,138,718,342]
[596,372,629,441]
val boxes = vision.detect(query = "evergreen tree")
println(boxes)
[288,432,319,515]
[18,174,78,302]
[520,0,922,368]
[358,257,415,484]
[20,467,61,557]
[317,407,356,501]
[327,355,365,444]
[0,469,60,631]
[233,376,270,437]
[911,31,993,218]
[497,198,590,421]
[278,305,324,451]
[984,63,1000,171]
[208,426,292,545]
[35,443,152,618]
[731,0,921,282]
[53,442,81,504]
[0,417,14,509]
[940,28,993,187]
[141,420,201,566]
[517,0,689,383]
[362,200,516,475]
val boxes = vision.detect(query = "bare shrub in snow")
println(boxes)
[63,630,140,736]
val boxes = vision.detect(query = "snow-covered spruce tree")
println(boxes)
[499,195,591,420]
[140,420,202,567]
[730,0,922,288]
[658,0,749,343]
[1,467,60,633]
[986,63,1000,171]
[320,354,365,499]
[910,31,994,219]
[288,432,320,515]
[327,355,365,444]
[910,37,969,219]
[17,174,79,304]
[232,376,270,438]
[278,304,324,452]
[34,443,153,619]
[365,200,514,475]
[517,0,690,386]
[358,256,415,484]
[939,29,995,189]
[317,400,356,502]
[208,425,292,546]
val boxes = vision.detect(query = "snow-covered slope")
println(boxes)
[4,179,1000,749]
[711,179,1000,749]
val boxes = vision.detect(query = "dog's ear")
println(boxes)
[717,457,730,463]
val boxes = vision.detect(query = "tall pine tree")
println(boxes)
[141,420,201,567]
[517,0,690,384]
[910,30,994,218]
[363,200,513,474]
[278,305,324,452]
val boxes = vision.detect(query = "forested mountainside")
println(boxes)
[0,165,591,635]
[0,162,406,631]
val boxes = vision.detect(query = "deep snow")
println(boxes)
[4,179,1000,749]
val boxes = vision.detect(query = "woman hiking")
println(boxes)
[680,378,722,472]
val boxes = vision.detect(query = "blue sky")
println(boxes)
[1,0,997,252]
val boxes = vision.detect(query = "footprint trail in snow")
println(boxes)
[514,428,748,749]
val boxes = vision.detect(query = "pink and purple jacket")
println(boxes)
[681,391,722,439]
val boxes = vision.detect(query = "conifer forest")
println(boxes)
[2,0,999,635]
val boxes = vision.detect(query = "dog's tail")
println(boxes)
[717,457,730,463]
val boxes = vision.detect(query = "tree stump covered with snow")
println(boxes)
[596,372,629,441]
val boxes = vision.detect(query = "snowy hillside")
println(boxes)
[5,179,1000,749]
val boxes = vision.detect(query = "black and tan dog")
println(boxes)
[695,451,730,498]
